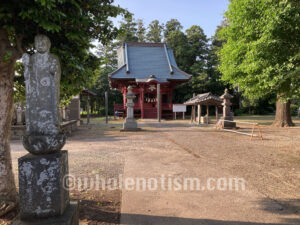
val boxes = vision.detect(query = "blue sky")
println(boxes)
[113,0,229,38]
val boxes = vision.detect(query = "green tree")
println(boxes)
[0,0,125,215]
[219,0,300,127]
[205,25,227,96]
[166,25,210,101]
[136,19,146,42]
[164,19,183,40]
[186,25,208,75]
[166,30,191,73]
[117,14,138,42]
[146,20,163,43]
[93,42,122,115]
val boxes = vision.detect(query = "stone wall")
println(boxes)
[11,120,78,140]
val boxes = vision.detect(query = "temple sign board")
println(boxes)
[173,104,186,119]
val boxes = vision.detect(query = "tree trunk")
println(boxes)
[0,29,19,216]
[272,95,294,127]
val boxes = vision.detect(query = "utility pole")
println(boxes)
[105,91,108,124]
[87,95,90,124]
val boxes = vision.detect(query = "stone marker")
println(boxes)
[220,88,236,129]
[122,86,139,131]
[12,35,78,225]
[16,104,23,125]
[22,35,65,155]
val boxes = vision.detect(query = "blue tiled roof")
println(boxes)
[109,42,191,82]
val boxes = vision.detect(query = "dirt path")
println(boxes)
[2,120,300,225]
[120,122,300,225]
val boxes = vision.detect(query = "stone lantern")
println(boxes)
[123,86,139,131]
[221,89,236,128]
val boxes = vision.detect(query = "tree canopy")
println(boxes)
[218,0,300,100]
[146,20,163,43]
[1,0,127,101]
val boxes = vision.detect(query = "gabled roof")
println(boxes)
[109,42,191,83]
[81,89,97,97]
[184,92,223,106]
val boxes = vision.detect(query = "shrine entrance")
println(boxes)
[109,42,191,119]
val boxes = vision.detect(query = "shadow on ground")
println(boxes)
[75,198,300,225]
[78,199,120,224]
[258,198,300,215]
[121,214,300,225]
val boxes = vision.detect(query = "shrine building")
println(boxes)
[109,42,191,119]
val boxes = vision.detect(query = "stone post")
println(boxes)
[215,105,219,120]
[206,105,209,124]
[14,35,78,225]
[16,104,23,125]
[221,89,236,128]
[122,86,139,131]
[197,105,201,125]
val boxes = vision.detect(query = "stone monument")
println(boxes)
[13,35,78,225]
[221,88,236,129]
[122,86,139,131]
[22,35,65,154]
[16,104,23,125]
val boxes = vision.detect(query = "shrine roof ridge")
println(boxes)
[125,42,166,47]
[108,42,191,83]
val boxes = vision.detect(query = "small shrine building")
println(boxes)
[109,42,191,119]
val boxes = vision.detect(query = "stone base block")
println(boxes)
[123,118,138,131]
[18,151,69,219]
[11,201,79,225]
[222,120,236,129]
[120,127,142,132]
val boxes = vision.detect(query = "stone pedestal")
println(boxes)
[18,151,69,219]
[11,202,79,225]
[123,118,138,131]
[222,118,236,128]
[13,150,79,225]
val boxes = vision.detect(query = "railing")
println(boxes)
[215,119,263,141]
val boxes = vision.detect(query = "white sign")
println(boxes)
[173,104,186,112]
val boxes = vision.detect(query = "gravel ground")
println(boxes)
[1,117,300,224]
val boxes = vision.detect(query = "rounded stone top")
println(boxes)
[34,34,51,54]
[221,88,233,99]
[126,86,136,99]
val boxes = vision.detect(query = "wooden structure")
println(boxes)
[184,92,223,124]
[109,42,191,119]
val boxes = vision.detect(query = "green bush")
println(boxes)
[290,104,299,116]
